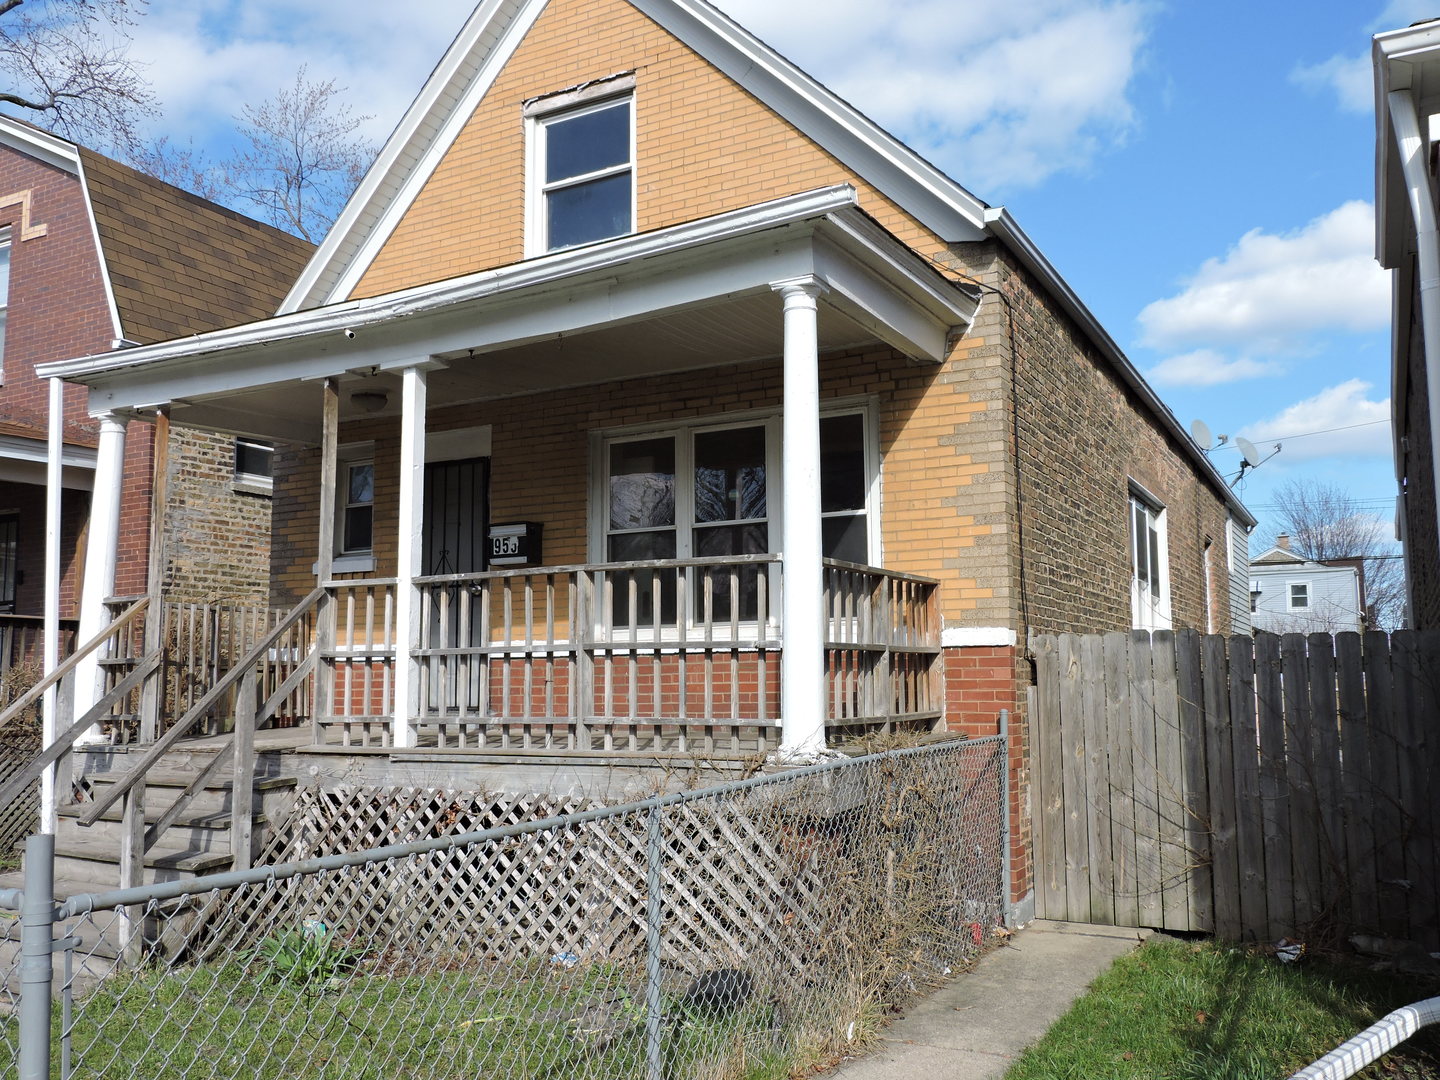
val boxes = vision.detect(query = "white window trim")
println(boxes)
[1287,580,1311,610]
[0,227,13,386]
[1129,483,1172,632]
[524,85,636,258]
[232,437,274,496]
[335,442,376,573]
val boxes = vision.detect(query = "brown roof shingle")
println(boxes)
[77,149,313,345]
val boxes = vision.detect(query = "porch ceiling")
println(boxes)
[40,187,979,445]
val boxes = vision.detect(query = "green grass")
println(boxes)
[28,955,805,1080]
[1005,937,1440,1080]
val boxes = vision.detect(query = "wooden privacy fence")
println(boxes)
[1031,629,1440,948]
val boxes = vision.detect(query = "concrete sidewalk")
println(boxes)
[824,920,1152,1080]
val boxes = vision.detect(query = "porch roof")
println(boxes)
[38,186,980,445]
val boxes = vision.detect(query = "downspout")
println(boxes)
[1388,87,1440,584]
[41,378,64,833]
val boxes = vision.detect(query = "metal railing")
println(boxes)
[1,737,1007,1080]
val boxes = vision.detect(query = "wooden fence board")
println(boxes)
[1033,635,1065,920]
[1281,633,1322,933]
[1058,634,1090,922]
[1202,633,1237,939]
[1081,633,1113,925]
[1364,630,1407,938]
[1175,629,1211,932]
[1254,633,1293,939]
[1029,628,1437,947]
[1306,634,1344,929]
[1130,632,1163,928]
[1335,632,1377,935]
[1103,632,1138,928]
[1151,631,1189,931]
[1227,635,1265,940]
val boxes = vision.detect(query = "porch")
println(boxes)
[99,555,940,756]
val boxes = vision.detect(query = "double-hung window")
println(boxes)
[599,408,876,628]
[1288,582,1310,610]
[529,90,634,254]
[1129,489,1170,631]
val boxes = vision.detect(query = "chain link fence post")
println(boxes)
[19,832,55,1080]
[1000,709,1013,926]
[644,801,665,1080]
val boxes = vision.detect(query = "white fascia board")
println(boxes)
[0,116,80,174]
[43,186,861,388]
[282,0,539,313]
[984,206,1257,529]
[631,0,988,244]
[1374,22,1440,268]
[0,432,96,470]
[73,155,125,343]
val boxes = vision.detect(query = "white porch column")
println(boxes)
[41,377,65,831]
[773,277,828,757]
[72,411,128,743]
[391,363,428,749]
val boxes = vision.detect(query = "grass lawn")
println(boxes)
[1005,937,1440,1080]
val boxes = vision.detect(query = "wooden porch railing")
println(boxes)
[0,614,78,679]
[319,556,942,753]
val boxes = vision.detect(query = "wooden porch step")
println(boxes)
[54,836,234,879]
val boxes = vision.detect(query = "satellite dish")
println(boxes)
[1235,436,1261,467]
[1190,419,1214,450]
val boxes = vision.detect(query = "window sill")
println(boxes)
[315,554,375,576]
[232,477,273,497]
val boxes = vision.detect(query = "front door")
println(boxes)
[422,458,488,711]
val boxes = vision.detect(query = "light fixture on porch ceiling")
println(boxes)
[349,390,389,414]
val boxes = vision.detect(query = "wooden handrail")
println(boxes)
[0,597,149,735]
[0,651,160,807]
[79,586,325,826]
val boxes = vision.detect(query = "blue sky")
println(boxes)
[121,0,1414,540]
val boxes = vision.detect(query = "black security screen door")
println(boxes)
[423,458,489,576]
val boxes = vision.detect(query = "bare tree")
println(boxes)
[224,66,377,242]
[1262,478,1407,631]
[0,0,155,152]
[128,135,227,201]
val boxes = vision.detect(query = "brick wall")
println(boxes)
[351,0,943,298]
[0,479,88,615]
[162,425,272,603]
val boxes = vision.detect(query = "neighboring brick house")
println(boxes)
[40,0,1254,918]
[0,117,311,670]
[1249,534,1364,634]
[1376,22,1440,630]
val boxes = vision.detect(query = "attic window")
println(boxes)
[528,92,634,254]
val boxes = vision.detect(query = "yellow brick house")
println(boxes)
[38,0,1254,915]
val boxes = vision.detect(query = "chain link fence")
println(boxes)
[1,736,1007,1080]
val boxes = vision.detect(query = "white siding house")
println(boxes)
[1249,536,1364,634]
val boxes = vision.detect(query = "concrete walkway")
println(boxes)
[825,921,1152,1080]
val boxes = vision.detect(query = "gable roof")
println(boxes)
[78,151,313,344]
[1251,546,1308,566]
[279,0,991,314]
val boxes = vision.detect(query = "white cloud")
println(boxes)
[1136,201,1389,352]
[710,0,1152,195]
[1235,380,1392,463]
[1146,349,1280,387]
[131,1,470,148]
[1291,53,1373,114]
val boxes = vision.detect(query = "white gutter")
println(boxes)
[1387,86,1440,582]
[1290,996,1440,1080]
[40,185,867,383]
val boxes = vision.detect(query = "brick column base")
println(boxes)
[942,644,1033,921]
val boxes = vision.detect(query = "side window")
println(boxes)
[531,95,634,253]
[233,438,274,494]
[342,460,375,555]
[1289,582,1310,610]
[1130,491,1171,631]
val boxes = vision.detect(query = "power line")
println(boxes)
[1240,418,1390,443]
